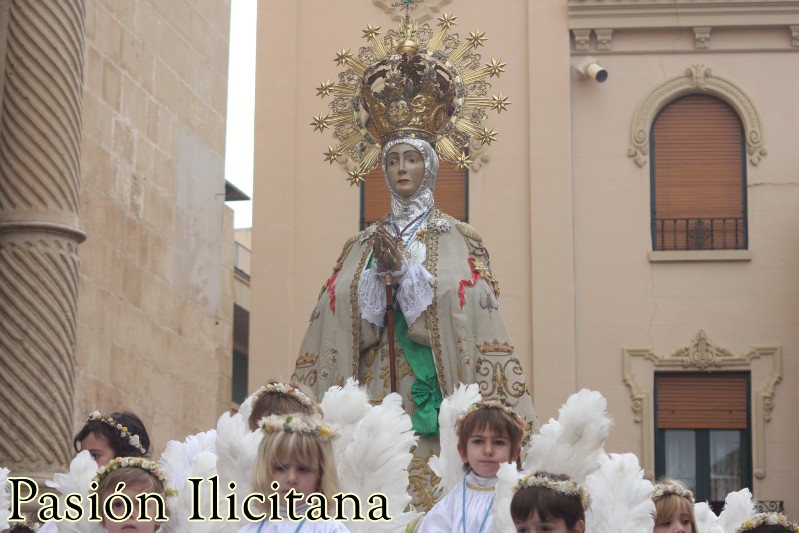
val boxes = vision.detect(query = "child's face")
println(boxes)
[654,509,693,533]
[102,487,160,533]
[458,426,518,478]
[81,432,115,466]
[514,510,585,533]
[271,460,321,504]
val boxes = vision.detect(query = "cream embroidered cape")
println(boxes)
[292,208,537,428]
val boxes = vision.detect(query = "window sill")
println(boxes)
[648,250,752,263]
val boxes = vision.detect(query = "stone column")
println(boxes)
[0,0,86,481]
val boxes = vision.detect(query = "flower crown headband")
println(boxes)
[87,411,146,454]
[260,414,339,442]
[455,399,533,446]
[737,513,799,533]
[516,473,592,510]
[651,482,695,504]
[92,457,177,497]
[249,382,317,410]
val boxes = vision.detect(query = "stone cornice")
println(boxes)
[569,1,799,30]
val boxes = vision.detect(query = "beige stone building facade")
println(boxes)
[250,0,799,514]
[0,0,235,479]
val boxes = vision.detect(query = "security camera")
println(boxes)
[575,57,608,83]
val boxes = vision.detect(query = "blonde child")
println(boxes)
[736,512,799,533]
[651,479,698,533]
[94,457,170,533]
[236,414,347,533]
[245,381,323,431]
[419,400,530,533]
[510,472,589,533]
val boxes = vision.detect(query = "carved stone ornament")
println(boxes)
[372,0,452,23]
[622,330,783,480]
[572,28,592,52]
[693,26,711,49]
[628,65,767,168]
[595,28,613,51]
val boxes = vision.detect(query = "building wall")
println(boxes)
[249,0,798,513]
[76,0,232,454]
[568,8,799,512]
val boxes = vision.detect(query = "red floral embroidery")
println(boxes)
[458,257,481,308]
[327,262,343,312]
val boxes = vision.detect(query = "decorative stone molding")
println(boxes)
[0,0,86,480]
[595,28,613,51]
[569,1,799,31]
[628,65,767,168]
[572,28,592,51]
[622,330,783,480]
[694,26,712,49]
[791,25,799,47]
[372,0,452,23]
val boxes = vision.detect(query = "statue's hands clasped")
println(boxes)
[374,225,404,275]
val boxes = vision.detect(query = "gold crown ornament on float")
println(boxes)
[311,0,510,186]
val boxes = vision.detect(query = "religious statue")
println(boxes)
[292,3,536,449]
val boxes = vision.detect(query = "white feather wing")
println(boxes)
[428,383,482,496]
[320,377,373,460]
[490,462,520,533]
[159,430,218,533]
[717,488,756,533]
[523,389,611,482]
[214,411,262,532]
[694,502,722,533]
[584,453,655,533]
[1,466,9,530]
[338,392,418,532]
[44,451,104,533]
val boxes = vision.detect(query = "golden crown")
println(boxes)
[312,6,509,186]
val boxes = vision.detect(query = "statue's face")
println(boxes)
[386,143,424,199]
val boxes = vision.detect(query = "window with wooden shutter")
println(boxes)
[651,94,747,251]
[655,372,751,512]
[656,373,748,429]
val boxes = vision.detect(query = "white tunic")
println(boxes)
[418,472,497,533]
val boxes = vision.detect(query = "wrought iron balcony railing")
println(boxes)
[652,217,747,251]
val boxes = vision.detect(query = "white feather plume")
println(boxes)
[717,488,756,533]
[337,392,419,532]
[1,466,10,530]
[44,451,104,533]
[159,430,218,533]
[695,502,722,533]
[490,462,521,533]
[523,389,612,482]
[320,377,373,460]
[584,453,655,533]
[214,411,263,532]
[428,383,482,496]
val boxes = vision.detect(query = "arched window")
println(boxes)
[651,95,747,251]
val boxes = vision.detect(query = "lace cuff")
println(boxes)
[359,267,386,327]
[397,264,434,326]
